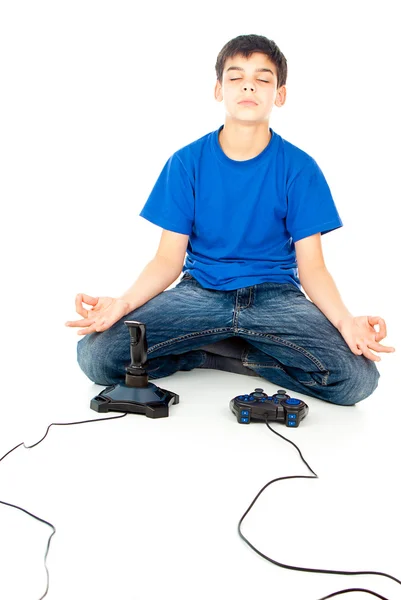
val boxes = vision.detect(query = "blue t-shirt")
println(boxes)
[139,124,343,291]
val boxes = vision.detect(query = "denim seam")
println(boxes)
[238,329,329,377]
[244,361,288,373]
[233,288,254,329]
[242,358,319,387]
[233,293,239,329]
[237,287,254,310]
[147,327,235,354]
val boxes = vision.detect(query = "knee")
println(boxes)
[331,357,380,406]
[77,333,102,384]
[77,332,123,385]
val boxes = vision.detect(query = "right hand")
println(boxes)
[65,293,132,335]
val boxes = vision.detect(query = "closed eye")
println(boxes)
[230,78,269,83]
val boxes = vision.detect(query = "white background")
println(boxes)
[0,1,400,599]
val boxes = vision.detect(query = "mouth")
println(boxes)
[238,101,258,107]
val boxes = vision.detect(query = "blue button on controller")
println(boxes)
[288,413,297,419]
[288,420,296,426]
[241,410,249,416]
[286,399,301,405]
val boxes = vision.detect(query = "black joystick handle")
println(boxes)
[124,321,149,388]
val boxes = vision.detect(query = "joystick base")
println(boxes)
[90,382,179,418]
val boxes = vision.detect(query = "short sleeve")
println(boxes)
[139,153,194,235]
[286,158,343,243]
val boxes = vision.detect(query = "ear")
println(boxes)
[214,79,223,102]
[274,85,287,108]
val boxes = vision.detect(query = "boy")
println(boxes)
[66,34,395,406]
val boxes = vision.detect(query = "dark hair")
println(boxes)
[215,34,287,89]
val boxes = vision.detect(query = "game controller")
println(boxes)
[90,321,179,418]
[230,388,308,427]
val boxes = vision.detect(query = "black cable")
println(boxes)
[0,499,55,600]
[0,412,128,600]
[1,411,399,599]
[236,419,401,600]
[317,588,390,599]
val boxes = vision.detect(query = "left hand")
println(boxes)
[337,315,396,362]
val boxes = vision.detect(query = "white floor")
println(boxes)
[2,1,401,595]
[1,328,400,600]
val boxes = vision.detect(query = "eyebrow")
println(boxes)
[225,66,275,76]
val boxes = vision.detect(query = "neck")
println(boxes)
[218,120,271,161]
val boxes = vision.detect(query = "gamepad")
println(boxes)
[230,388,308,427]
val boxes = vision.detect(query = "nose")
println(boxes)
[242,81,255,92]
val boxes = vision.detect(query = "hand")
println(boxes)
[337,315,396,362]
[65,293,132,335]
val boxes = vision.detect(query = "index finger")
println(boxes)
[75,293,98,318]
[368,316,387,341]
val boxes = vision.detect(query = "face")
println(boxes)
[214,52,286,124]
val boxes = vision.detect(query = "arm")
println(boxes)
[295,233,352,329]
[121,229,189,311]
[65,229,189,335]
[295,233,395,361]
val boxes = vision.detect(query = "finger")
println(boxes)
[81,293,99,306]
[77,327,96,335]
[78,321,107,335]
[367,341,396,354]
[75,293,98,318]
[350,337,366,355]
[357,343,381,362]
[65,317,95,328]
[74,294,86,319]
[368,316,387,341]
[76,319,112,335]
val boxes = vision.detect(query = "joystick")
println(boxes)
[90,321,179,418]
[230,388,308,427]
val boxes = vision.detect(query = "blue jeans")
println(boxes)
[77,274,380,405]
